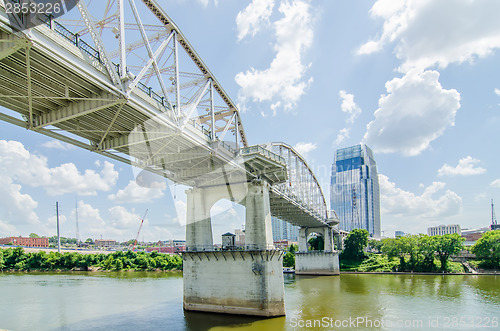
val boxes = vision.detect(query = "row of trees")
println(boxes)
[0,248,183,271]
[340,229,466,272]
[376,233,464,272]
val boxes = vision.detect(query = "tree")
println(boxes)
[308,235,324,251]
[288,244,298,254]
[342,229,369,261]
[85,238,94,244]
[283,252,295,268]
[435,233,464,271]
[417,235,437,272]
[29,233,40,238]
[471,230,500,268]
[369,239,383,253]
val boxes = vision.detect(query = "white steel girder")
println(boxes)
[35,92,123,128]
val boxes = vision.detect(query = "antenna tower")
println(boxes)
[492,199,498,225]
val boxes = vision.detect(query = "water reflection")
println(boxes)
[0,272,498,331]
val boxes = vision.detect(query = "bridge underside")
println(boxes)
[0,1,339,317]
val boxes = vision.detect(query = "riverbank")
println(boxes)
[0,247,182,272]
[341,271,500,275]
[0,245,113,255]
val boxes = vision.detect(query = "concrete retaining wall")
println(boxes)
[295,251,340,275]
[183,250,285,316]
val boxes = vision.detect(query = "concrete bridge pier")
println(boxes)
[183,180,285,316]
[295,226,340,275]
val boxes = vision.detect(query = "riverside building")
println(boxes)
[331,144,381,238]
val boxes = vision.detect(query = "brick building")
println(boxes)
[0,236,49,247]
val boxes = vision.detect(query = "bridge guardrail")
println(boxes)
[240,145,286,165]
[185,244,278,252]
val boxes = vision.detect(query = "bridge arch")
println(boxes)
[265,142,329,226]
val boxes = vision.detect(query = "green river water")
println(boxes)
[0,272,498,330]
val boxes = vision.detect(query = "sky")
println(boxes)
[1,0,500,242]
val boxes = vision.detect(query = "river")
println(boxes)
[0,272,498,330]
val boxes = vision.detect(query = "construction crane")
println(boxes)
[131,209,148,251]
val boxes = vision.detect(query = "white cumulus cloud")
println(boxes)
[235,0,314,112]
[108,206,141,230]
[334,128,350,146]
[363,70,460,156]
[491,179,500,188]
[42,140,75,151]
[379,174,462,218]
[437,156,486,177]
[0,140,119,196]
[236,0,275,41]
[359,0,500,72]
[108,180,166,204]
[0,175,40,233]
[293,142,316,159]
[339,90,362,123]
[197,0,218,7]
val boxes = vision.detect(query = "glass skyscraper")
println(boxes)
[271,216,299,242]
[331,144,381,238]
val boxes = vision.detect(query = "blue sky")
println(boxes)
[1,0,500,242]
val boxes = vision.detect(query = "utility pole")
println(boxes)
[75,198,80,245]
[56,201,61,253]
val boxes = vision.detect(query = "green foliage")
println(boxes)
[283,252,295,268]
[85,238,94,244]
[343,233,465,273]
[369,239,383,253]
[0,248,183,271]
[434,234,465,271]
[341,229,369,261]
[471,230,500,269]
[288,244,298,254]
[29,233,40,238]
[308,236,324,251]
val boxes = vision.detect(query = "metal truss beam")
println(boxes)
[98,127,176,151]
[0,39,24,60]
[76,1,122,88]
[126,31,174,95]
[35,93,123,128]
[140,0,248,146]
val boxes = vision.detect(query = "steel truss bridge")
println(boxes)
[0,0,338,229]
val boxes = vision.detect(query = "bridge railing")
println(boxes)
[185,244,278,252]
[240,145,286,165]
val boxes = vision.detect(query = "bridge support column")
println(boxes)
[295,226,340,276]
[245,180,274,250]
[183,180,285,316]
[185,187,213,251]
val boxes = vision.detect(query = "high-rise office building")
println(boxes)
[331,144,381,238]
[271,216,299,242]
